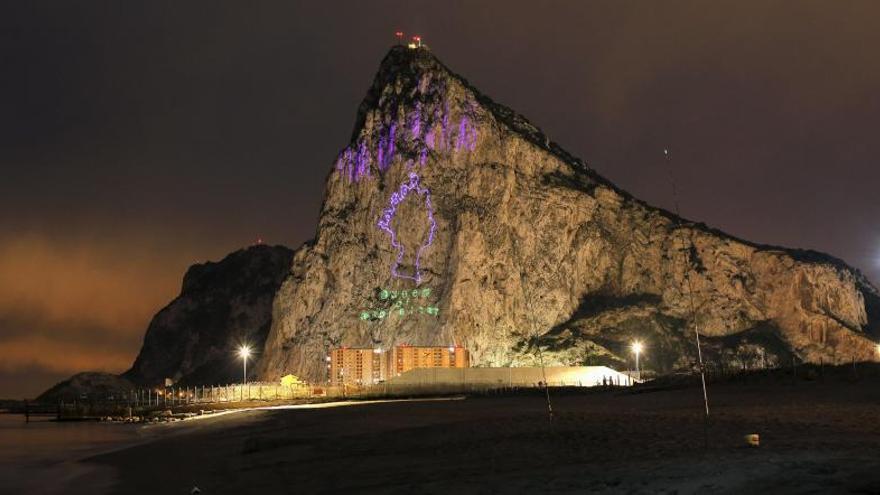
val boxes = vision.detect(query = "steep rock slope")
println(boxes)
[258,47,879,381]
[124,245,293,386]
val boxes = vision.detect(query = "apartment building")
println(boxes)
[329,345,469,385]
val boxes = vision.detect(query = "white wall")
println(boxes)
[385,366,634,387]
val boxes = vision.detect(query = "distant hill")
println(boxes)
[39,244,294,399]
[38,372,134,402]
[122,244,294,386]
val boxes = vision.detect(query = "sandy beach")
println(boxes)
[70,369,880,494]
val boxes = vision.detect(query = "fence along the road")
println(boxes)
[54,382,316,416]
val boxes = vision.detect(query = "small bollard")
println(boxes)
[745,433,760,447]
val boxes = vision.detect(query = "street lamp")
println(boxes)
[239,345,251,384]
[631,341,644,381]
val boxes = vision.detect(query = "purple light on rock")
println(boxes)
[376,172,437,284]
[377,135,384,170]
[441,101,450,150]
[468,121,478,151]
[455,116,468,152]
[425,128,435,150]
[345,148,354,182]
[382,122,396,171]
[452,115,478,153]
[388,122,396,162]
[376,122,397,173]
[409,102,422,141]
[355,140,370,180]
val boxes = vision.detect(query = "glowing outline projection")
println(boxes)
[376,172,437,284]
[358,287,439,320]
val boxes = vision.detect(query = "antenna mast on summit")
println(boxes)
[663,148,711,447]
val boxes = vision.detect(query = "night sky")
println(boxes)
[2,1,879,398]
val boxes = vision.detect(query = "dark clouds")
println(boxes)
[2,1,879,397]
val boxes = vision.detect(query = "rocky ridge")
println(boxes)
[255,46,879,381]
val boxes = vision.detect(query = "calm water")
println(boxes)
[0,414,148,495]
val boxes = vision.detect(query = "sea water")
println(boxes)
[0,414,146,495]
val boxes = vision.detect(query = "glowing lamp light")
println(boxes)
[238,345,252,384]
[631,341,643,355]
[631,341,644,381]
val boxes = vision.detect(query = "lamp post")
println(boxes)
[631,341,643,381]
[239,345,251,400]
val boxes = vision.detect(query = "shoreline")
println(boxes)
[79,379,880,494]
[67,397,467,494]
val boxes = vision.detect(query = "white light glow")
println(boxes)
[631,341,643,355]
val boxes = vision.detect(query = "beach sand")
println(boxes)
[80,371,880,494]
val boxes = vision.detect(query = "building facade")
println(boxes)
[329,347,383,386]
[387,345,469,378]
[329,345,469,386]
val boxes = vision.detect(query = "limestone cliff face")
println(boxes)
[258,47,879,381]
[124,245,293,386]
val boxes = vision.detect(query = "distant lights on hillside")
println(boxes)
[394,31,425,49]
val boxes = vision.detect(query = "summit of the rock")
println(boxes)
[353,46,595,179]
